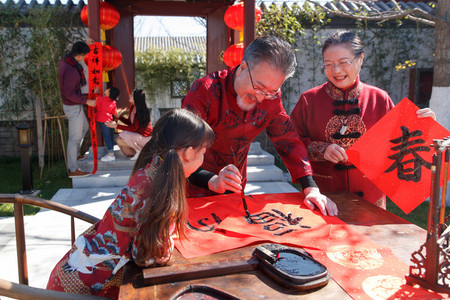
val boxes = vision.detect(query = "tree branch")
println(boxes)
[306,0,437,27]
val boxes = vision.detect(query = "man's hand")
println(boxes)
[85,38,95,45]
[302,187,338,216]
[208,164,243,194]
[324,144,348,163]
[86,99,96,107]
[416,108,436,120]
[105,121,117,129]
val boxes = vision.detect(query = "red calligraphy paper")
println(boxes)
[217,193,344,251]
[347,98,450,214]
[175,194,261,259]
[175,193,343,258]
[87,42,103,174]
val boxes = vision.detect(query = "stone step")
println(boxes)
[72,169,132,188]
[245,181,298,194]
[78,142,274,173]
[73,164,285,188]
[73,142,281,188]
[247,165,284,182]
[247,151,274,166]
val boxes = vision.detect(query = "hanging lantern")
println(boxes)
[102,45,122,71]
[80,1,120,31]
[223,43,244,68]
[85,44,122,71]
[224,2,262,32]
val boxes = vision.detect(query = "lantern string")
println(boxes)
[119,63,130,96]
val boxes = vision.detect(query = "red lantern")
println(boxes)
[84,44,122,71]
[80,1,120,31]
[223,43,244,68]
[224,2,262,31]
[102,45,122,71]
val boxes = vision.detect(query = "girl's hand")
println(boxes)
[416,108,436,120]
[208,164,242,194]
[324,144,348,163]
[105,121,117,128]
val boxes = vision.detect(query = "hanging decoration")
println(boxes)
[80,1,120,31]
[224,2,262,31]
[223,43,244,68]
[223,2,262,67]
[84,44,122,72]
[86,42,103,175]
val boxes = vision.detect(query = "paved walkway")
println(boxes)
[0,181,298,294]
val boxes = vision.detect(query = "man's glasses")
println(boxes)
[246,61,280,100]
[322,56,359,71]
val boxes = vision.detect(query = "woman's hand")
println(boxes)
[208,164,243,194]
[324,144,348,163]
[105,121,117,128]
[303,187,338,216]
[416,108,436,120]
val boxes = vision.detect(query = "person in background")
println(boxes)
[106,89,152,161]
[46,108,215,298]
[96,87,120,162]
[182,35,338,217]
[290,31,435,208]
[59,40,97,178]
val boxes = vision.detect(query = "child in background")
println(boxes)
[96,87,120,162]
[46,109,215,298]
[106,89,153,161]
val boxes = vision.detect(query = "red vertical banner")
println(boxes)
[87,42,103,174]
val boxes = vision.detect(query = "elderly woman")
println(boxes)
[290,31,435,208]
[106,89,152,160]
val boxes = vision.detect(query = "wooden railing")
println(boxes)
[0,193,99,286]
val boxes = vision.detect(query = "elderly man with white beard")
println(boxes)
[182,36,338,217]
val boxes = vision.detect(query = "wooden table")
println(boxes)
[119,192,427,299]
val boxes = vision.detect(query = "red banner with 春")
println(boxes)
[347,98,450,214]
[87,42,103,174]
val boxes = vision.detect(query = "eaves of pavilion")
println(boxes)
[85,0,258,108]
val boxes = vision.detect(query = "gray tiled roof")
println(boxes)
[1,0,436,15]
[260,1,436,15]
[134,36,206,53]
[1,0,86,14]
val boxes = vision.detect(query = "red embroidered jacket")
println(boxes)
[182,67,313,197]
[290,78,395,207]
[117,104,153,137]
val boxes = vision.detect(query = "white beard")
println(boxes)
[237,95,256,111]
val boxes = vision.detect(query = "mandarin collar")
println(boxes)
[325,76,362,101]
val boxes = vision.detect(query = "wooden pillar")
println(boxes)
[207,7,229,73]
[87,0,100,41]
[111,12,135,109]
[243,0,256,50]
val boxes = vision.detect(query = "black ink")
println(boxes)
[385,126,431,182]
[187,213,222,232]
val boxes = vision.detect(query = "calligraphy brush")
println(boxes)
[231,147,251,216]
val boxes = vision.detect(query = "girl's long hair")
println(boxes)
[133,89,151,130]
[132,108,214,266]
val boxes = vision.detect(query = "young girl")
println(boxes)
[47,108,214,298]
[96,87,120,162]
[106,89,153,161]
